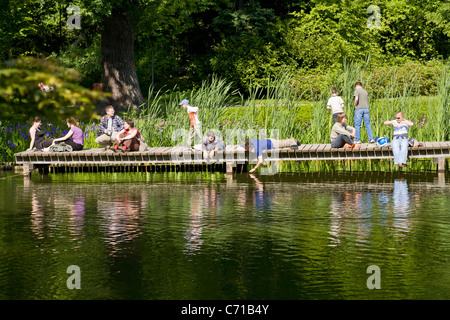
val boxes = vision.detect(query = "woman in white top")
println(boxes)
[384,111,414,168]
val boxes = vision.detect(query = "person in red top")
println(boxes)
[179,99,202,147]
[113,120,140,152]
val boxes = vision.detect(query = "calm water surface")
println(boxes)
[0,171,449,300]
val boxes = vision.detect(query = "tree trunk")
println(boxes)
[99,7,145,112]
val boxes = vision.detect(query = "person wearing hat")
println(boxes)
[180,99,202,147]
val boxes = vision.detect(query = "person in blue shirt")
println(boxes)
[244,138,299,173]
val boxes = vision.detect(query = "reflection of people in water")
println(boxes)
[249,174,274,215]
[29,186,87,241]
[184,194,204,255]
[98,191,145,256]
[328,190,375,246]
[184,187,224,255]
[392,179,410,234]
[69,196,86,237]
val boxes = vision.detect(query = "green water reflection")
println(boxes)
[0,171,449,300]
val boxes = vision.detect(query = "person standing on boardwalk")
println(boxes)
[95,105,125,150]
[384,111,414,168]
[353,82,374,144]
[327,87,345,123]
[180,99,202,147]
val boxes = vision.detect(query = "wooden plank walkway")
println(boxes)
[14,141,450,175]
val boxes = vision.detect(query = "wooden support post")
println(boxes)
[433,157,446,172]
[226,163,236,175]
[23,163,34,178]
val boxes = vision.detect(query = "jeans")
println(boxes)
[391,136,409,165]
[331,134,353,148]
[354,108,374,142]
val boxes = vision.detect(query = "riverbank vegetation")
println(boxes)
[1,0,449,168]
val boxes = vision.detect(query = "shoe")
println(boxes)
[295,139,301,146]
[354,141,361,144]
[343,143,352,149]
[369,139,375,143]
[353,144,361,149]
[290,145,299,150]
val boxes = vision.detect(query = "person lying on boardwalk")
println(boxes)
[95,105,125,150]
[330,113,358,149]
[41,117,84,151]
[26,117,45,151]
[202,130,225,160]
[384,111,414,168]
[113,120,140,152]
[244,138,300,173]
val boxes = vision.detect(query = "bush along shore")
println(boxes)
[1,61,449,172]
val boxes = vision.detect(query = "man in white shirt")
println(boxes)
[180,99,202,147]
[327,87,345,123]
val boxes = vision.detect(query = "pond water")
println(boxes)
[0,170,449,300]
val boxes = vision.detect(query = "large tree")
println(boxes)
[99,4,145,111]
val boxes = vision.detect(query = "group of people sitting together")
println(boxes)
[27,105,142,153]
[26,85,416,169]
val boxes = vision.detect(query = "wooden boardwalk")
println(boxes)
[14,141,450,176]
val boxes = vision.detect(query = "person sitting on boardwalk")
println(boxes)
[202,130,225,160]
[327,87,345,124]
[244,138,300,173]
[26,117,45,151]
[384,111,414,168]
[95,105,125,150]
[330,113,358,149]
[113,120,140,152]
[42,117,84,151]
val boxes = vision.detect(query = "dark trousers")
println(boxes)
[61,139,84,151]
[41,137,83,151]
[331,134,353,148]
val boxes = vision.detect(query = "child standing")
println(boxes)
[327,87,345,123]
[179,99,202,147]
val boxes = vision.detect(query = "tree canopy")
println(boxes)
[0,0,448,119]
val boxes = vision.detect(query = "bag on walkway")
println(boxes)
[49,142,73,152]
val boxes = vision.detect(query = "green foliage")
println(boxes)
[210,6,296,91]
[0,57,109,122]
